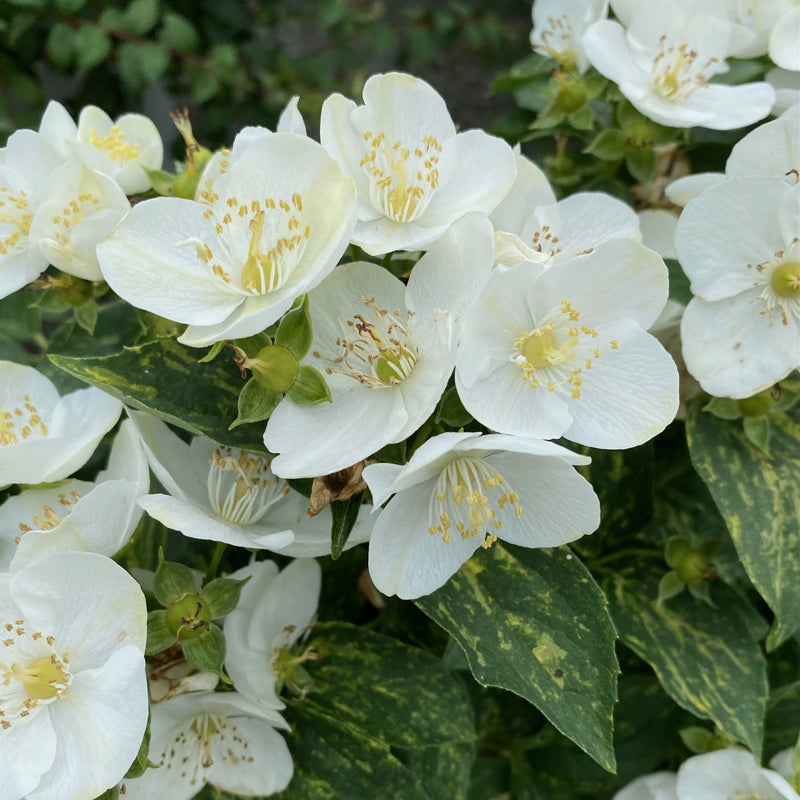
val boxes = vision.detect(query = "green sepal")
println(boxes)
[145,609,176,656]
[679,726,714,754]
[233,332,272,357]
[585,129,626,161]
[201,576,250,619]
[73,300,98,335]
[688,580,714,605]
[625,145,657,182]
[286,365,332,406]
[330,493,364,560]
[664,536,690,568]
[229,377,281,429]
[182,623,228,680]
[153,557,198,606]
[94,789,120,800]
[743,415,770,455]
[657,571,685,604]
[198,340,226,364]
[567,105,593,130]
[123,714,158,778]
[145,168,177,196]
[704,397,742,420]
[275,294,313,359]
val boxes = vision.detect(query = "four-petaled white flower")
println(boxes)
[0,418,149,572]
[455,241,679,448]
[320,71,516,254]
[98,131,357,347]
[363,431,600,599]
[224,558,321,710]
[613,771,678,800]
[265,212,495,478]
[120,690,293,800]
[583,0,775,129]
[530,0,609,73]
[677,177,800,398]
[0,361,122,486]
[131,412,370,553]
[0,551,148,800]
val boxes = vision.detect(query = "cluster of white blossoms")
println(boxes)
[614,747,800,799]
[1,20,797,789]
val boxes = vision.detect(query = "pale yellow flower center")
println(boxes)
[89,124,141,164]
[0,394,48,447]
[651,36,718,101]
[749,240,800,326]
[0,185,33,257]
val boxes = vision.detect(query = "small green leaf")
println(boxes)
[74,25,112,72]
[117,42,169,92]
[704,397,742,420]
[286,365,332,406]
[47,23,75,70]
[145,610,176,656]
[145,168,176,196]
[159,12,198,52]
[435,386,472,427]
[330,494,363,560]
[625,146,657,182]
[567,105,593,130]
[188,67,220,104]
[201,576,249,619]
[123,0,160,34]
[229,377,280,429]
[182,623,227,678]
[657,571,685,603]
[73,300,98,335]
[55,0,86,10]
[153,558,197,606]
[275,294,313,359]
[585,129,626,161]
[198,340,226,363]
[743,415,770,455]
[679,726,714,754]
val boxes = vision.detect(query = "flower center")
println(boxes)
[533,15,578,70]
[207,447,290,526]
[427,457,522,549]
[360,131,441,223]
[0,185,33,257]
[511,300,615,399]
[15,490,81,545]
[0,394,48,447]
[771,261,800,298]
[48,189,104,250]
[317,295,419,388]
[89,125,141,164]
[651,36,718,101]
[1,622,71,729]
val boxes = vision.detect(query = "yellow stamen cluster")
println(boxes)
[207,447,290,526]
[15,490,81,545]
[651,36,718,101]
[49,192,103,247]
[315,295,418,388]
[360,130,442,222]
[427,457,521,547]
[1,621,70,730]
[0,395,48,447]
[748,240,800,326]
[89,125,141,164]
[0,185,33,256]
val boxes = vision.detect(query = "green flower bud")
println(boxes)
[249,345,299,393]
[675,550,710,587]
[165,593,212,639]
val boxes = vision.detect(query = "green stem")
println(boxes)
[206,542,227,581]
[589,548,663,568]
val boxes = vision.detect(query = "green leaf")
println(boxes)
[48,337,268,450]
[73,299,98,335]
[276,706,430,800]
[188,67,220,104]
[159,11,199,52]
[145,168,176,196]
[665,258,693,306]
[201,576,248,619]
[394,741,474,800]
[585,129,626,161]
[329,494,363,560]
[704,396,742,421]
[743,415,770,455]
[47,22,75,70]
[435,386,473,427]
[145,610,176,655]
[625,146,657,182]
[286,364,332,406]
[687,402,800,648]
[606,574,767,755]
[229,377,280,429]
[303,622,474,748]
[657,570,685,602]
[416,544,619,771]
[182,623,227,678]
[153,558,197,606]
[117,42,169,92]
[74,25,112,72]
[124,715,153,778]
[55,0,87,11]
[275,294,313,359]
[123,0,160,34]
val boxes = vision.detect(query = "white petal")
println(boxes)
[681,291,800,398]
[770,7,800,70]
[613,771,679,800]
[665,173,727,207]
[727,105,800,182]
[98,417,150,490]
[277,95,307,135]
[637,209,679,260]
[0,711,57,800]
[462,433,591,466]
[490,153,556,234]
[368,479,481,599]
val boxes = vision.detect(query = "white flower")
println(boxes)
[530,0,609,73]
[120,690,293,800]
[0,129,63,299]
[0,418,149,572]
[676,178,800,397]
[29,161,130,281]
[637,209,679,259]
[363,431,600,599]
[224,558,321,710]
[265,213,495,478]
[0,361,122,486]
[677,749,800,799]
[666,103,800,207]
[98,132,357,347]
[0,551,148,800]
[130,412,368,554]
[771,746,800,789]
[613,771,678,799]
[320,71,516,254]
[768,68,800,115]
[770,5,800,69]
[583,0,775,129]
[455,241,679,448]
